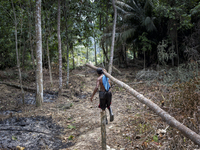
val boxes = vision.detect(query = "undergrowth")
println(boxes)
[164,77,200,148]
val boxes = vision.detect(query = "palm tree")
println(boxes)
[114,0,157,67]
[115,0,157,42]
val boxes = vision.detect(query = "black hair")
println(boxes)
[97,68,103,75]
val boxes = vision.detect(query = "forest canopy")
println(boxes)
[0,0,200,71]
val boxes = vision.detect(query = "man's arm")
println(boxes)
[90,79,100,102]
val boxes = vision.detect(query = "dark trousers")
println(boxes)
[99,91,112,110]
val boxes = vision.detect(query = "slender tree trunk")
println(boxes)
[19,7,23,64]
[108,0,117,74]
[102,42,109,62]
[11,0,25,105]
[86,63,200,146]
[105,3,109,66]
[94,36,97,65]
[46,37,53,87]
[35,0,43,107]
[72,43,75,69]
[176,27,179,67]
[28,0,35,69]
[22,41,26,66]
[172,42,174,66]
[64,0,70,88]
[144,50,145,70]
[87,47,89,62]
[57,0,62,96]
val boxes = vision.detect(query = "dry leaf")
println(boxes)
[16,146,25,150]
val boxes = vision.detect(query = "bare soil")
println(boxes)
[0,66,199,150]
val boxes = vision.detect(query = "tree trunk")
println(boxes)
[47,37,53,87]
[94,36,97,66]
[86,63,200,146]
[28,0,35,69]
[64,0,70,89]
[72,43,75,69]
[108,0,117,75]
[144,50,145,70]
[87,47,89,62]
[101,42,109,62]
[57,0,62,96]
[35,0,43,107]
[11,0,25,105]
[22,41,26,66]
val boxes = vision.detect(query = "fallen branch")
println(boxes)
[86,63,200,146]
[0,82,36,92]
[0,82,58,95]
[0,126,51,135]
[112,66,122,75]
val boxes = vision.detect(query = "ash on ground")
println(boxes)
[0,116,74,150]
[19,93,58,105]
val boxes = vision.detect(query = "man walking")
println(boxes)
[90,68,114,123]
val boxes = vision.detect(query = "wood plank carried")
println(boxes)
[86,63,200,146]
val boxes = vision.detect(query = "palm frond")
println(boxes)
[121,28,136,41]
[115,5,129,14]
[144,16,157,32]
[116,1,135,11]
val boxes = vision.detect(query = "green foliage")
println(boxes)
[190,2,200,16]
[67,125,76,129]
[12,136,17,140]
[68,135,74,140]
[0,0,199,70]
[139,32,155,53]
[153,135,158,142]
[157,40,176,66]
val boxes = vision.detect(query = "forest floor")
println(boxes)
[0,64,199,150]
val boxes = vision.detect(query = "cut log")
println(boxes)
[86,63,200,146]
[101,111,106,150]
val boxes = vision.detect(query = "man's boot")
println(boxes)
[108,107,114,122]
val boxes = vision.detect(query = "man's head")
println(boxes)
[97,68,103,75]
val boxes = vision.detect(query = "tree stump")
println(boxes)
[101,111,106,150]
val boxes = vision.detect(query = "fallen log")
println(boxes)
[86,63,200,146]
[0,82,58,95]
[0,125,51,135]
[0,82,36,92]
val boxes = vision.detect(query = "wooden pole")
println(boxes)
[86,63,200,146]
[101,111,106,150]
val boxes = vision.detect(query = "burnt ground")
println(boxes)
[0,65,199,150]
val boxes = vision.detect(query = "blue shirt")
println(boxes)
[102,75,110,91]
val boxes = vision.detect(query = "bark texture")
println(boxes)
[108,0,117,75]
[11,0,25,104]
[35,0,43,107]
[86,63,200,146]
[64,0,70,88]
[47,37,53,87]
[57,0,62,96]
[101,111,106,150]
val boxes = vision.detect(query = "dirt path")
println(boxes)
[0,68,149,150]
[1,67,198,149]
[58,72,139,150]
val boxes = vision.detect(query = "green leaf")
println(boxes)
[67,125,76,129]
[68,135,74,140]
[12,136,17,140]
[153,135,158,142]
